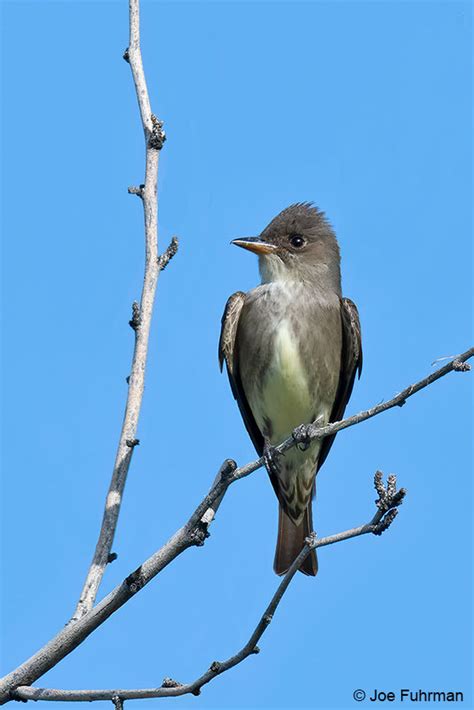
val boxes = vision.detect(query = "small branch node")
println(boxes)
[112,695,123,710]
[127,184,144,198]
[219,458,237,482]
[191,688,201,697]
[161,678,183,689]
[190,522,210,547]
[373,508,398,536]
[209,661,221,673]
[148,114,166,150]
[125,566,144,594]
[453,359,471,372]
[373,471,406,530]
[129,301,141,330]
[122,47,130,63]
[263,613,273,626]
[252,645,261,654]
[292,423,313,451]
[125,438,140,448]
[305,531,318,548]
[157,236,179,271]
[107,552,118,563]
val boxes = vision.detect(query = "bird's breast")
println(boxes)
[238,282,341,446]
[256,319,314,444]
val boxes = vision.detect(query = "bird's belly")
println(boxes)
[250,320,320,444]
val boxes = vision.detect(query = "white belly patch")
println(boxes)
[253,320,314,444]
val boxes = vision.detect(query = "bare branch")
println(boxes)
[72,0,166,622]
[2,0,468,701]
[0,348,469,704]
[11,473,405,704]
[0,463,232,704]
[290,346,474,452]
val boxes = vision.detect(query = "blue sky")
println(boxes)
[1,2,472,709]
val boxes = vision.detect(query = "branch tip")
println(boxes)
[127,185,145,198]
[453,359,471,372]
[219,458,237,481]
[374,470,385,498]
[387,473,397,498]
[392,487,407,507]
[372,471,406,534]
[127,184,144,198]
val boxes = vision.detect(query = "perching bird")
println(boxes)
[219,203,362,576]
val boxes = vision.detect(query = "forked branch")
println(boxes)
[0,349,471,704]
[0,0,471,702]
[12,473,405,703]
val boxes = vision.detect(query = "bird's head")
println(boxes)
[232,203,341,288]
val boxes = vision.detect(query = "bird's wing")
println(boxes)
[317,297,363,472]
[219,292,264,455]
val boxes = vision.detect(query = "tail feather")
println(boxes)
[273,504,318,576]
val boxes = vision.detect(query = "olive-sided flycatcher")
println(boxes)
[219,203,362,576]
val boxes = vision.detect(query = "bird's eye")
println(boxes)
[289,234,305,248]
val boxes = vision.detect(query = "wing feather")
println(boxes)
[219,292,264,454]
[317,297,362,471]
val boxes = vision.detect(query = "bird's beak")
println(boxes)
[231,237,279,255]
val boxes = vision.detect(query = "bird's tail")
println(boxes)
[273,504,318,576]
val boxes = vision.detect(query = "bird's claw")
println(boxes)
[263,443,282,478]
[292,424,312,452]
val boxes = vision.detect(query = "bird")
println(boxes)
[219,203,362,576]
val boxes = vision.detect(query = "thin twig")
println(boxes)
[71,0,167,623]
[0,349,470,704]
[289,346,474,452]
[11,473,405,703]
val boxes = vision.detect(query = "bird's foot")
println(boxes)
[263,442,283,478]
[292,423,313,452]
